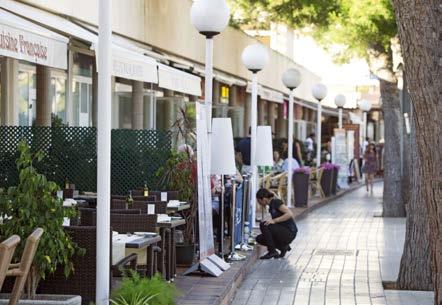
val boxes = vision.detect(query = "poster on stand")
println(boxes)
[196,102,215,259]
[333,129,349,188]
[234,184,243,245]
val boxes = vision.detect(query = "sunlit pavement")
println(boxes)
[230,183,434,305]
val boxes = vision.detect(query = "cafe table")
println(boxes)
[156,218,186,281]
[113,233,162,277]
[166,202,190,214]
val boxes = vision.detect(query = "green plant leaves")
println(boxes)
[0,140,83,297]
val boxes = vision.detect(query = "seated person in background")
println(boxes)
[273,151,284,173]
[255,188,298,259]
[282,157,300,172]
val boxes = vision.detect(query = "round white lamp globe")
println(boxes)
[334,94,346,108]
[312,83,328,101]
[282,68,302,90]
[190,0,230,37]
[358,99,372,112]
[241,44,269,73]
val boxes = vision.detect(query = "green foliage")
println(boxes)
[229,0,398,64]
[0,140,83,296]
[111,272,178,305]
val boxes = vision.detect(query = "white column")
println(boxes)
[338,108,343,129]
[287,89,294,207]
[250,73,258,227]
[316,102,322,167]
[132,80,144,130]
[363,111,367,140]
[1,57,18,126]
[96,0,111,304]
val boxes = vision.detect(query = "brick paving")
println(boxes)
[229,183,434,305]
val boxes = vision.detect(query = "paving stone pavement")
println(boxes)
[229,183,434,305]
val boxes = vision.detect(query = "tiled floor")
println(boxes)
[229,183,434,305]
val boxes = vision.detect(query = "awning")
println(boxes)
[0,0,158,83]
[246,82,284,104]
[0,8,68,69]
[158,63,201,96]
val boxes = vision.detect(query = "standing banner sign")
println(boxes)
[196,103,215,259]
[184,102,224,277]
[333,128,349,188]
[234,184,243,245]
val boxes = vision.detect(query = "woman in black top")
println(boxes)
[256,188,298,259]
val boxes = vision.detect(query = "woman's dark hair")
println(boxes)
[256,188,275,199]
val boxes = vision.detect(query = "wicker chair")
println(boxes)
[149,191,179,201]
[309,168,325,198]
[132,195,157,201]
[39,226,137,305]
[111,199,127,210]
[131,201,167,214]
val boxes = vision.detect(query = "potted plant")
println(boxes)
[293,167,311,207]
[110,272,178,305]
[320,163,334,197]
[156,106,197,266]
[0,141,83,305]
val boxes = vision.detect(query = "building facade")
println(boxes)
[0,0,340,142]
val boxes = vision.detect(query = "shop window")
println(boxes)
[73,52,93,127]
[51,70,67,123]
[220,85,229,104]
[18,64,36,126]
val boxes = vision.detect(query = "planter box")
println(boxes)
[331,168,338,195]
[176,243,196,266]
[293,173,309,207]
[320,169,333,197]
[0,294,81,305]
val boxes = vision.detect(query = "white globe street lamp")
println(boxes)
[242,43,268,228]
[358,99,372,141]
[312,83,328,167]
[282,68,302,207]
[334,94,346,129]
[190,0,230,131]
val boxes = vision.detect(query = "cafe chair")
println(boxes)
[0,235,20,291]
[6,228,44,305]
[309,168,325,198]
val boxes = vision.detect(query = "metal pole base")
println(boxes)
[236,244,254,251]
[228,252,246,261]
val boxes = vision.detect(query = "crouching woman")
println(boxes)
[256,188,298,259]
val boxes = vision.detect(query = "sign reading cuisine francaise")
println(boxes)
[0,22,67,70]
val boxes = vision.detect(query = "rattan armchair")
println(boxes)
[309,168,325,198]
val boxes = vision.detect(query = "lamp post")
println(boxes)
[96,0,111,304]
[312,83,328,167]
[334,94,346,129]
[241,43,268,228]
[358,99,372,141]
[190,0,230,132]
[282,68,302,207]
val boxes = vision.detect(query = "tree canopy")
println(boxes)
[229,0,397,67]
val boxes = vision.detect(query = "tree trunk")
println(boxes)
[380,78,405,217]
[391,1,441,304]
[397,114,433,290]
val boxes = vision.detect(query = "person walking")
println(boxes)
[255,188,298,259]
[363,143,378,194]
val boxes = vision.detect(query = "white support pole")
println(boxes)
[316,102,322,167]
[287,89,294,207]
[338,108,343,129]
[96,0,111,304]
[250,73,258,227]
[205,38,214,133]
[363,111,367,140]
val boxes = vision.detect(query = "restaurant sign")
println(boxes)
[0,23,67,70]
